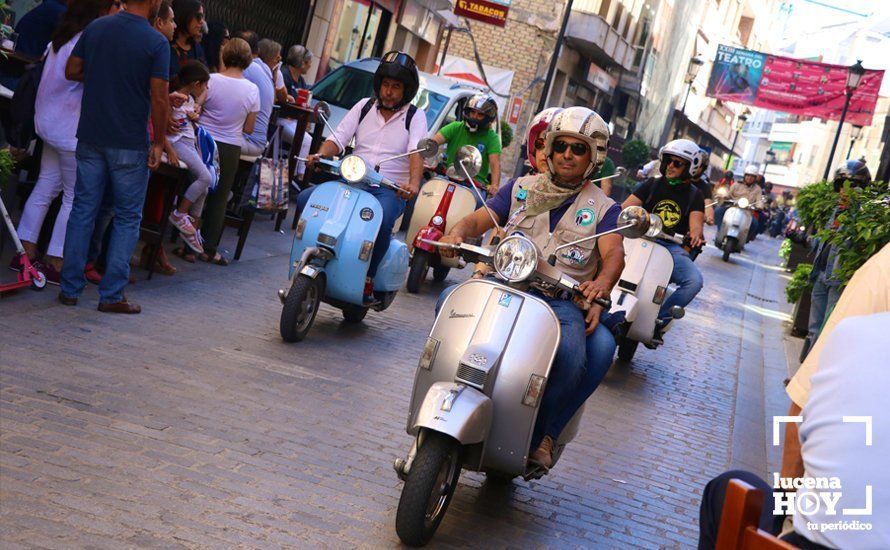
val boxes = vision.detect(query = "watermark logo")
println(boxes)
[772,415,873,533]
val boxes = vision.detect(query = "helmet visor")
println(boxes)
[381,51,416,72]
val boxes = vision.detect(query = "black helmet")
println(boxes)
[463,93,498,132]
[833,159,871,192]
[373,51,419,111]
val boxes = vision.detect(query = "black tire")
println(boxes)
[722,237,737,262]
[279,275,322,342]
[406,251,430,293]
[432,265,449,283]
[617,338,638,362]
[400,196,417,231]
[342,304,368,323]
[395,433,461,547]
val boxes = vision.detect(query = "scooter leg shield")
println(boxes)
[412,382,492,445]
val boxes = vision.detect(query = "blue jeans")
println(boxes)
[434,284,598,449]
[296,182,405,278]
[658,240,704,323]
[88,185,115,266]
[61,143,149,303]
[807,269,842,343]
[714,205,728,230]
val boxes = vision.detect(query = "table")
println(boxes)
[139,159,190,279]
[275,102,324,231]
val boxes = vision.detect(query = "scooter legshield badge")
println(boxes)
[498,292,512,307]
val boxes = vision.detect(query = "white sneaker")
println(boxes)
[182,229,205,254]
[169,210,197,236]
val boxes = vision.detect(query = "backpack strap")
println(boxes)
[405,104,417,131]
[358,98,375,125]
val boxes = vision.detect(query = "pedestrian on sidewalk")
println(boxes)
[58,0,172,313]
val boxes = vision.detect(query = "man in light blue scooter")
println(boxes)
[438,107,626,470]
[300,51,428,304]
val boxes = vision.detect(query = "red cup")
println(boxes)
[297,88,312,107]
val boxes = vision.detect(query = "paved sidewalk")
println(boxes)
[1,220,795,548]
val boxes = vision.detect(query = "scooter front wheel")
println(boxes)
[30,270,47,290]
[395,432,461,546]
[617,338,638,362]
[406,250,430,293]
[280,274,322,342]
[722,237,737,262]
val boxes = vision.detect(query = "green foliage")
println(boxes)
[795,180,836,231]
[816,181,890,285]
[0,148,13,186]
[500,121,513,149]
[786,263,813,304]
[779,238,791,262]
[621,139,650,171]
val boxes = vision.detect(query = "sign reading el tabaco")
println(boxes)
[454,0,511,27]
[706,44,884,126]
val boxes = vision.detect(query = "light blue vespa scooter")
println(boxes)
[277,103,440,342]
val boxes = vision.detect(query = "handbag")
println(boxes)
[248,126,288,212]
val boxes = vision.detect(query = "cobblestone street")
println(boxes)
[1,221,794,548]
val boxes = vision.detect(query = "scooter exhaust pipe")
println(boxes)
[278,288,287,304]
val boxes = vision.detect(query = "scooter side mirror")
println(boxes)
[455,146,483,178]
[616,206,651,239]
[616,166,627,178]
[313,101,331,121]
[416,138,440,160]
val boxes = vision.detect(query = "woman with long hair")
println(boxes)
[169,0,206,77]
[13,0,115,284]
[202,20,229,72]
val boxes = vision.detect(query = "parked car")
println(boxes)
[310,57,496,139]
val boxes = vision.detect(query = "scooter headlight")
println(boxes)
[738,197,750,209]
[493,235,538,283]
[340,155,367,183]
[644,214,663,238]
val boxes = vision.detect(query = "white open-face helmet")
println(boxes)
[658,138,700,179]
[743,164,759,176]
[544,106,610,179]
[690,148,709,178]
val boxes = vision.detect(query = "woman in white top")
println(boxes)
[15,0,114,283]
[196,37,259,265]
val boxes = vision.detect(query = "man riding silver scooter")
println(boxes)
[393,107,629,545]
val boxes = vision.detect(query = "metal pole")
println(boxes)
[437,26,453,76]
[846,137,856,159]
[673,82,692,139]
[724,129,740,170]
[823,90,851,181]
[536,0,575,112]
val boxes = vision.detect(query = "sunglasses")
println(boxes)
[552,140,589,156]
[666,157,688,168]
[534,137,545,150]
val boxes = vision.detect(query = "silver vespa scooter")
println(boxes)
[715,188,762,262]
[393,148,650,546]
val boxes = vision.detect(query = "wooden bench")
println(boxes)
[716,479,797,550]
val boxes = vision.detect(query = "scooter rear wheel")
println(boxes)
[30,270,47,290]
[280,275,322,342]
[406,251,430,293]
[617,338,638,362]
[395,432,461,546]
[432,265,449,283]
[341,304,368,323]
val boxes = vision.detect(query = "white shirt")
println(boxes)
[34,34,82,151]
[168,95,197,143]
[199,73,260,146]
[793,312,890,548]
[330,98,428,186]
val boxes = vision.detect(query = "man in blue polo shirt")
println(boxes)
[59,0,171,314]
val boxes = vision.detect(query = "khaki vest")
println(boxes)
[503,175,616,282]
[729,182,763,204]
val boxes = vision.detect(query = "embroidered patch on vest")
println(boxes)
[560,247,587,265]
[574,208,596,226]
[516,187,528,201]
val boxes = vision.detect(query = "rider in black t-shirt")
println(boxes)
[622,138,705,329]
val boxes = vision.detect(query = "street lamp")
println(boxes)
[847,125,863,159]
[673,56,704,138]
[763,149,776,179]
[724,112,749,170]
[822,60,866,180]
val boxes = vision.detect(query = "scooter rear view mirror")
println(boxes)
[416,138,440,160]
[615,206,651,239]
[312,101,345,153]
[455,145,482,178]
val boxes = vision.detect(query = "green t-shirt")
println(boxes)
[439,121,502,185]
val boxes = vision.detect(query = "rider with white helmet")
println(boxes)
[437,106,625,471]
[720,164,764,236]
[432,93,502,195]
[690,147,715,225]
[623,138,706,330]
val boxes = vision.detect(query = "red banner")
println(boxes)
[706,44,884,126]
[454,0,510,27]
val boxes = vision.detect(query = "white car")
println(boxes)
[310,57,496,138]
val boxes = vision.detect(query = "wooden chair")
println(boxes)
[223,107,281,261]
[716,479,797,550]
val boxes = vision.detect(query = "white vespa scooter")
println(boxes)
[609,210,687,362]
[715,189,761,262]
[392,148,650,546]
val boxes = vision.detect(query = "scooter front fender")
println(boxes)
[413,226,444,254]
[412,382,492,445]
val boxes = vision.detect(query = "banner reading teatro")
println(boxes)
[706,44,884,126]
[454,0,511,27]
